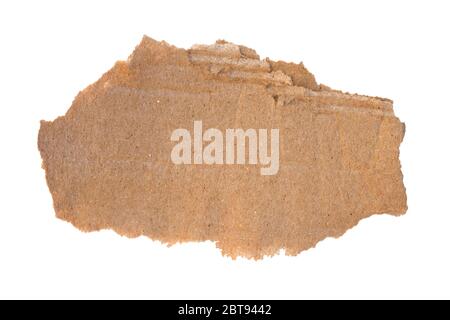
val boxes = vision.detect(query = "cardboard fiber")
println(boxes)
[38,36,407,259]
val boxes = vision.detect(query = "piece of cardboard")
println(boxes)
[38,36,407,259]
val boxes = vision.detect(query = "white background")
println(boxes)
[0,0,449,299]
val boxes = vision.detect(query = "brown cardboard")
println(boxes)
[38,36,407,259]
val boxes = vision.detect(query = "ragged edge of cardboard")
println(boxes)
[38,35,407,259]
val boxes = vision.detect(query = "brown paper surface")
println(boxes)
[38,36,407,259]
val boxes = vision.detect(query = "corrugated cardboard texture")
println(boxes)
[38,36,407,259]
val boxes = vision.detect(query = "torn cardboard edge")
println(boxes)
[38,36,407,259]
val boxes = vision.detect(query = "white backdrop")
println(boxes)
[0,0,449,299]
